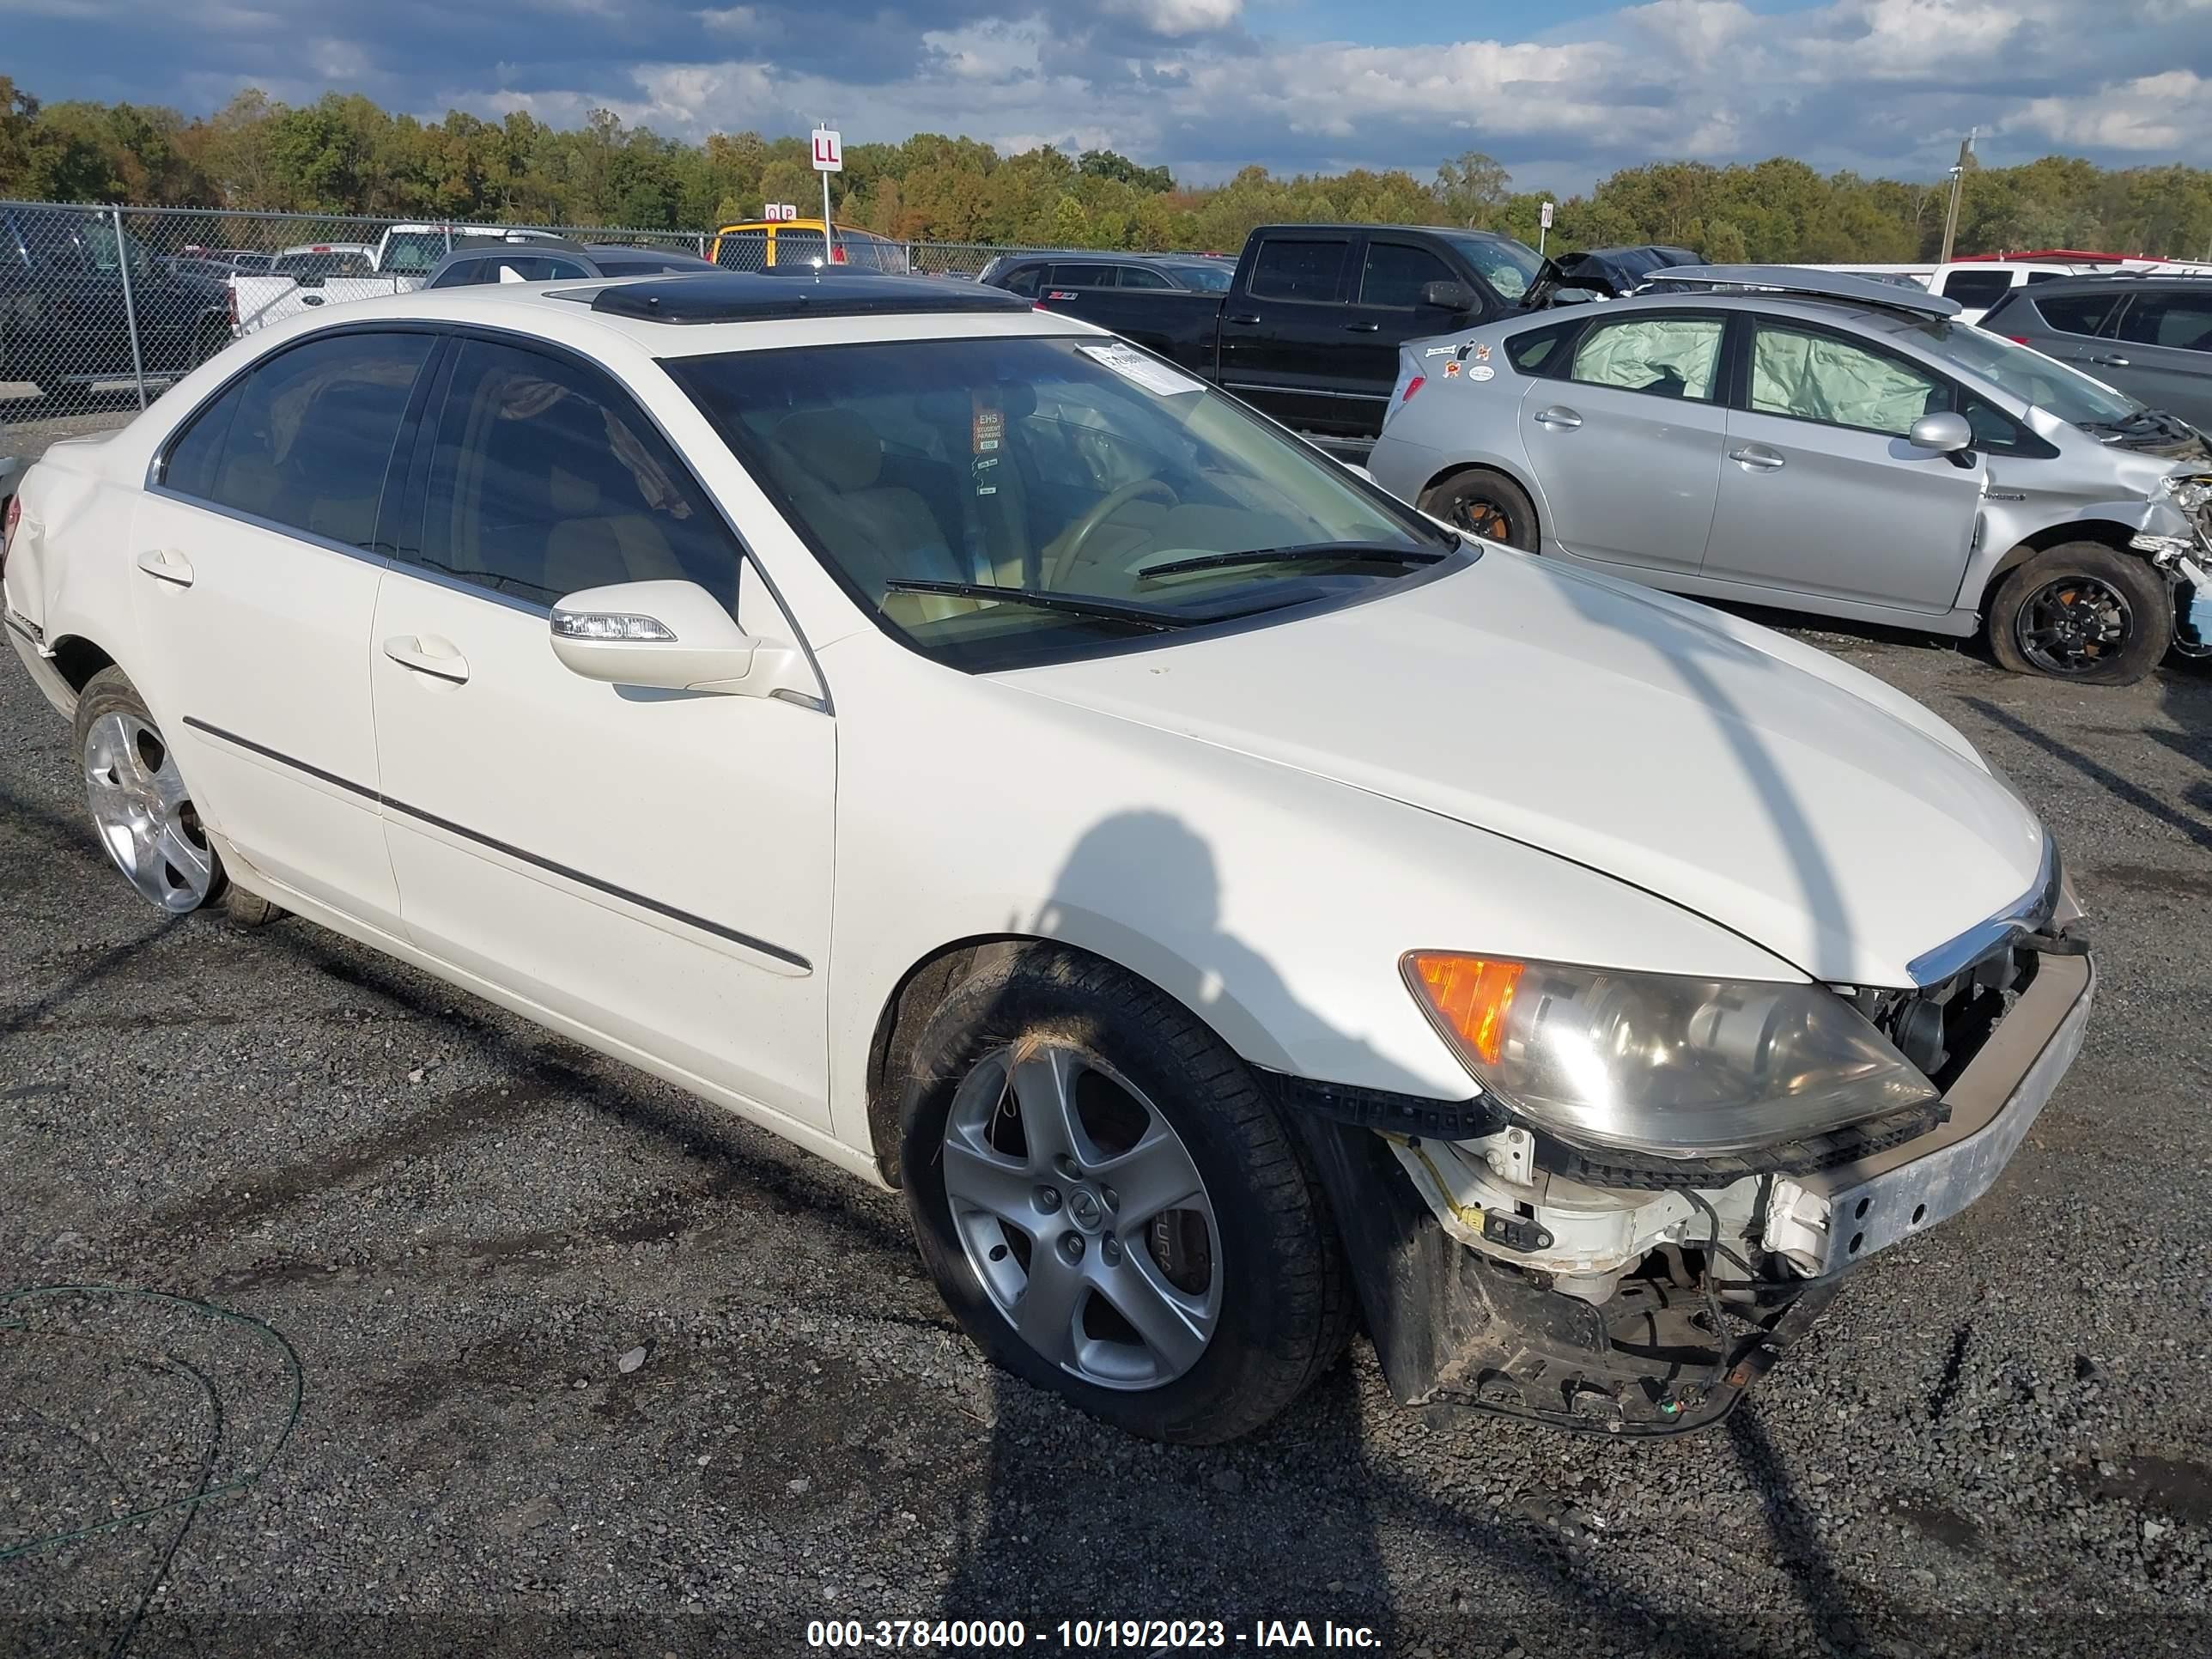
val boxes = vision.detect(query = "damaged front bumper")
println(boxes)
[1282,949,2095,1437]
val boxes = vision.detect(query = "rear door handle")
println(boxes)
[1225,312,1261,325]
[1342,321,1380,333]
[1533,406,1583,430]
[134,547,194,586]
[382,635,471,684]
[2091,354,2131,368]
[1729,446,1786,471]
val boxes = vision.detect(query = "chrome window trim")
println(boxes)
[1905,833,2062,987]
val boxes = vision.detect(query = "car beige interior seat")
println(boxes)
[543,464,690,597]
[771,408,970,621]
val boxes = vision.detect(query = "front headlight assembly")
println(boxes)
[1402,953,1937,1157]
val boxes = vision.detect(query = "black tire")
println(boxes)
[71,665,230,915]
[222,884,286,927]
[1419,466,1540,550]
[901,945,1352,1444]
[1987,541,2172,685]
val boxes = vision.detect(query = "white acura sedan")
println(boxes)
[1,273,2094,1441]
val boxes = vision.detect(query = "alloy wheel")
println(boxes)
[2015,576,2131,677]
[82,710,215,911]
[1450,497,1514,542]
[941,1042,1221,1391]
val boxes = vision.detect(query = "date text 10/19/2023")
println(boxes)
[806,1619,1384,1650]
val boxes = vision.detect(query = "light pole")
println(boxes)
[1938,128,1977,264]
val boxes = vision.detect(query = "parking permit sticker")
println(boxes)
[1079,343,1205,397]
[971,398,1005,453]
[1468,364,1495,380]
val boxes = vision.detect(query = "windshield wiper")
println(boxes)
[880,580,1193,631]
[1136,543,1450,581]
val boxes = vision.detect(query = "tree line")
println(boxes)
[3,76,2210,262]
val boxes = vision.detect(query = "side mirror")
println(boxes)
[550,579,817,702]
[1908,410,1975,455]
[1420,280,1478,313]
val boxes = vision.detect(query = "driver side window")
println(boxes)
[1747,321,1945,437]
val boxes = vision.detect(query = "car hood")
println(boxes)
[1002,550,2048,988]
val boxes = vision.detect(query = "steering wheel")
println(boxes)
[1051,479,1178,586]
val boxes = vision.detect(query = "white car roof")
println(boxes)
[222,275,1106,368]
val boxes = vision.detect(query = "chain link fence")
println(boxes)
[0,201,1080,424]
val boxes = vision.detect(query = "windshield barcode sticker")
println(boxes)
[1079,343,1206,398]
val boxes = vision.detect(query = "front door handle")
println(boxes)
[2091,354,2131,368]
[382,635,470,684]
[134,547,194,586]
[1533,406,1583,430]
[1729,446,1786,471]
[1224,312,1261,325]
[1342,321,1380,332]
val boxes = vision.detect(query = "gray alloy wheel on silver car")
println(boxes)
[902,944,1352,1444]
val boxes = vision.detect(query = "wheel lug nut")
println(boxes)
[1101,1237,1122,1265]
[1100,1187,1118,1212]
[1035,1186,1062,1213]
[1054,1155,1081,1180]
[1059,1233,1085,1263]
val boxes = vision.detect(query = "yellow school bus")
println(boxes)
[707,220,911,272]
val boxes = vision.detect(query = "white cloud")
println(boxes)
[2013,68,2212,149]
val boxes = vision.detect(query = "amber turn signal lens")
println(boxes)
[1407,953,1524,1066]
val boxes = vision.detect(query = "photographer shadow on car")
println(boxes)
[925,809,1403,1644]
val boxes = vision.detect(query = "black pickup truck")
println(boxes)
[984,224,1549,446]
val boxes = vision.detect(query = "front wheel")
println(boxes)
[902,946,1351,1443]
[1987,542,2172,685]
[1418,467,1540,550]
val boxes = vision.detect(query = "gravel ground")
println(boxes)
[3,416,2209,1656]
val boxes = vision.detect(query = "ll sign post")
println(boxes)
[811,127,843,262]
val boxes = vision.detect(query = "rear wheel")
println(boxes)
[1419,467,1539,550]
[74,669,222,913]
[70,665,283,923]
[902,946,1351,1443]
[1988,542,2172,685]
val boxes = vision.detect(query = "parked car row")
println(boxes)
[0,268,2100,1447]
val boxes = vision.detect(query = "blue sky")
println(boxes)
[7,0,2209,190]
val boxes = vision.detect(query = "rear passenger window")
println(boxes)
[1248,239,1349,303]
[163,331,433,550]
[409,338,742,611]
[1050,264,1115,288]
[1504,320,1582,376]
[1001,265,1043,297]
[1118,266,1175,291]
[428,258,489,289]
[1571,315,1725,401]
[2033,293,2124,337]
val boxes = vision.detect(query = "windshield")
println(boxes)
[1909,319,2142,425]
[668,336,1454,671]
[1437,232,1545,301]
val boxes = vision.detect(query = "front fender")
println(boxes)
[819,630,1805,1162]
